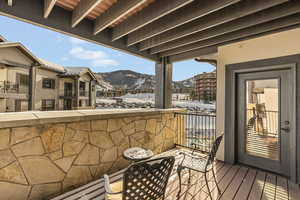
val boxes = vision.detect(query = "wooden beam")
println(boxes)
[160,13,300,57]
[94,0,147,35]
[150,1,300,54]
[155,58,172,109]
[168,46,218,63]
[139,0,289,51]
[127,0,242,46]
[0,0,158,61]
[72,0,103,28]
[44,0,57,18]
[112,0,194,41]
[169,22,300,62]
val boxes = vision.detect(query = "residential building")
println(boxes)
[193,70,216,102]
[0,36,98,112]
[58,67,98,110]
[0,40,41,112]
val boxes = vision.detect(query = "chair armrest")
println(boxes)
[180,152,207,161]
[104,174,123,195]
[179,151,207,159]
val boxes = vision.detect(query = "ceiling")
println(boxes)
[1,0,300,62]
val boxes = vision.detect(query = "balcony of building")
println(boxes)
[79,89,89,97]
[1,110,298,200]
[2,0,300,199]
[59,89,76,99]
[0,81,29,99]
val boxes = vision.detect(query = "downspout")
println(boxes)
[28,63,37,111]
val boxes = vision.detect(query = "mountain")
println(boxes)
[95,70,193,90]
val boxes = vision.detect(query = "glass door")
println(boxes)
[237,70,291,176]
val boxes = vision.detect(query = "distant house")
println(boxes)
[0,36,98,112]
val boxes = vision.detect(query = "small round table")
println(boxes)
[123,147,154,162]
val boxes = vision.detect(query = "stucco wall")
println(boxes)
[0,65,30,112]
[216,27,300,160]
[34,68,59,111]
[0,109,179,200]
[0,47,33,66]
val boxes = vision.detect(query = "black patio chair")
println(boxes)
[104,156,175,200]
[177,135,223,200]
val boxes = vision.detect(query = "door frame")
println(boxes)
[224,55,297,182]
[237,70,290,176]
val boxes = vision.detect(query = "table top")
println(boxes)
[123,147,154,162]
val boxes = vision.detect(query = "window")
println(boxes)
[41,99,55,111]
[79,81,86,96]
[79,81,86,90]
[16,73,29,86]
[42,78,55,89]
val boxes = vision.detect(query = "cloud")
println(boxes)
[69,47,119,67]
[69,37,88,45]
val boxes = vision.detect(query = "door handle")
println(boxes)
[280,127,290,132]
[281,121,290,132]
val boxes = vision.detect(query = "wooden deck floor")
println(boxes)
[52,148,300,200]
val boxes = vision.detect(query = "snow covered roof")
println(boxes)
[39,58,66,73]
[64,67,89,76]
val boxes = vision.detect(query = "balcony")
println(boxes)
[79,90,89,97]
[0,81,28,99]
[52,149,298,200]
[0,109,297,200]
[59,89,75,98]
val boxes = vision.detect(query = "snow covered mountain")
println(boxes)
[95,70,193,90]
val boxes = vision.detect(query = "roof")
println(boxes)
[62,67,98,81]
[56,0,155,26]
[39,58,66,73]
[0,42,42,65]
[0,35,7,42]
[3,0,298,62]
[63,66,89,76]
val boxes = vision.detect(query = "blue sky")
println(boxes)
[0,15,214,81]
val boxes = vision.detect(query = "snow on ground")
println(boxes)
[96,93,215,110]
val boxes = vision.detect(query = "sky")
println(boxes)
[0,15,214,81]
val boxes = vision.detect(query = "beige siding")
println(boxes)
[216,27,300,161]
[0,47,33,66]
[58,78,74,110]
[0,66,8,81]
[34,68,59,111]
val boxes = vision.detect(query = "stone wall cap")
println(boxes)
[0,109,184,129]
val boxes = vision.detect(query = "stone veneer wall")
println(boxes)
[0,109,180,200]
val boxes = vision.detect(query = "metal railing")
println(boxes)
[247,109,278,137]
[0,81,28,94]
[79,90,89,97]
[59,89,74,97]
[175,112,216,153]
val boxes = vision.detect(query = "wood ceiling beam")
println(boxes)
[72,0,104,28]
[112,0,194,41]
[127,0,242,46]
[94,0,147,35]
[168,46,218,63]
[160,13,300,57]
[44,0,57,18]
[169,22,300,62]
[140,0,289,51]
[0,0,158,61]
[150,1,300,54]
